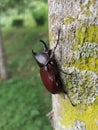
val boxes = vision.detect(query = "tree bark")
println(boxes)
[48,0,98,130]
[0,20,8,80]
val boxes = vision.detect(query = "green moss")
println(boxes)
[64,15,75,25]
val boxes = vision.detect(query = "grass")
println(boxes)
[0,21,52,130]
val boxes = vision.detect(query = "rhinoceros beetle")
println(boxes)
[32,29,74,105]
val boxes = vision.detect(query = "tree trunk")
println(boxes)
[48,0,98,130]
[0,22,8,80]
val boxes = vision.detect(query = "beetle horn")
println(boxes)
[32,50,37,56]
[40,40,49,52]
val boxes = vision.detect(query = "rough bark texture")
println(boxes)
[0,27,8,80]
[48,0,98,130]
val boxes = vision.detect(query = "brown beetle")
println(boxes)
[32,29,74,105]
[32,29,63,94]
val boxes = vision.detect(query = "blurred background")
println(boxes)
[0,0,52,130]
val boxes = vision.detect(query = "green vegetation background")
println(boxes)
[0,1,52,130]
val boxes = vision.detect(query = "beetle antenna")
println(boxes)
[45,29,61,65]
[40,40,49,51]
[49,29,61,60]
[53,28,61,51]
[67,94,75,106]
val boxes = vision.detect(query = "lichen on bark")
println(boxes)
[63,40,98,105]
[48,0,98,129]
[60,96,98,130]
[61,4,98,106]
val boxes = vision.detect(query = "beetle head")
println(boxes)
[32,29,61,68]
[32,51,50,67]
[32,40,52,68]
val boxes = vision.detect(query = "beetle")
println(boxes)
[32,29,64,94]
[32,29,74,105]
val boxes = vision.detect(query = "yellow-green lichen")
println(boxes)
[81,0,96,9]
[73,57,98,72]
[64,15,75,25]
[63,42,98,104]
[86,0,96,8]
[49,32,54,42]
[76,25,98,46]
[65,42,98,72]
[60,97,98,130]
[71,25,98,72]
[86,25,98,43]
[84,10,92,16]
[62,66,98,105]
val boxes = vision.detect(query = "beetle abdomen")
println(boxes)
[40,64,62,94]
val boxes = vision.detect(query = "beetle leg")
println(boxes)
[40,40,49,52]
[67,94,75,107]
[59,68,72,75]
[63,89,75,106]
